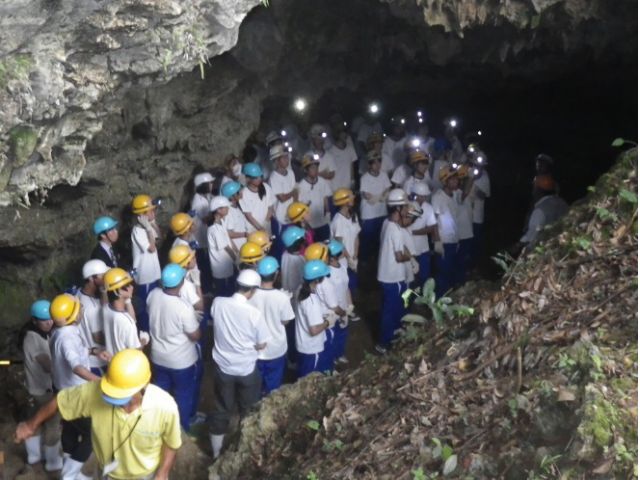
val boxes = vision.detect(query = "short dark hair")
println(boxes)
[260,273,276,283]
[285,238,305,253]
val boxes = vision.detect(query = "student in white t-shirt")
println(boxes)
[468,152,491,263]
[20,300,63,472]
[148,264,201,431]
[454,165,475,286]
[77,259,109,376]
[400,202,422,286]
[359,130,384,176]
[381,116,407,175]
[249,257,295,395]
[296,154,332,241]
[376,189,412,353]
[308,124,337,185]
[359,150,391,261]
[130,194,161,332]
[208,195,237,298]
[330,188,361,297]
[268,144,297,261]
[326,240,354,365]
[408,182,439,288]
[327,129,358,191]
[191,173,215,295]
[170,212,196,249]
[239,162,275,234]
[221,180,249,252]
[220,154,245,190]
[103,268,146,355]
[402,149,433,197]
[431,166,461,298]
[295,260,337,378]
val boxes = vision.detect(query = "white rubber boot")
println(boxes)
[44,442,63,471]
[25,435,42,464]
[210,434,225,459]
[77,471,93,480]
[60,457,83,480]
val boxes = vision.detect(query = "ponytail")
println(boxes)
[298,280,312,303]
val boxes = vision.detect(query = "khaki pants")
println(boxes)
[32,392,60,446]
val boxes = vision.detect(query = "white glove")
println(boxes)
[339,315,349,328]
[138,216,157,239]
[348,258,358,272]
[139,331,150,346]
[323,312,338,328]
[410,257,419,274]
[434,241,445,256]
[187,268,201,287]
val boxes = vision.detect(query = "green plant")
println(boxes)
[612,137,637,148]
[401,279,474,329]
[322,439,345,452]
[491,251,515,273]
[306,420,320,431]
[306,471,318,480]
[618,188,637,205]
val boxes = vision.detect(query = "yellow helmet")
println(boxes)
[240,241,266,264]
[131,194,154,215]
[50,294,81,327]
[304,242,329,262]
[333,188,354,207]
[439,165,458,183]
[169,244,195,268]
[170,212,193,236]
[456,164,471,178]
[287,202,309,223]
[409,150,429,165]
[247,230,272,252]
[104,268,134,292]
[100,349,151,400]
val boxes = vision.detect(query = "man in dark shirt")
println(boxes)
[90,216,120,268]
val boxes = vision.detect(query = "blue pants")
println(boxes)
[152,362,198,431]
[313,224,331,242]
[435,243,458,298]
[213,276,235,297]
[347,267,358,292]
[379,281,407,348]
[359,216,385,261]
[135,280,159,332]
[90,367,104,377]
[472,222,484,266]
[413,252,432,290]
[196,248,213,295]
[257,355,286,395]
[332,322,348,360]
[455,238,474,287]
[317,328,334,373]
[297,352,321,378]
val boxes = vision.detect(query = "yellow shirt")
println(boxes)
[57,381,182,479]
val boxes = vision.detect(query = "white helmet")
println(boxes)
[194,172,215,188]
[82,259,109,279]
[411,182,431,197]
[209,195,231,212]
[269,144,290,161]
[407,201,424,218]
[237,269,261,288]
[266,130,283,145]
[387,188,408,207]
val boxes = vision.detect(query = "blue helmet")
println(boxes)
[327,239,344,257]
[282,226,306,248]
[30,299,51,321]
[161,263,186,288]
[257,256,279,277]
[221,181,242,199]
[242,162,263,179]
[303,260,330,281]
[93,216,118,236]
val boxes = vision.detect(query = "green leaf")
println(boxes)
[401,289,415,308]
[306,420,320,431]
[442,444,453,460]
[619,189,638,204]
[612,137,625,147]
[587,185,596,193]
[443,454,458,475]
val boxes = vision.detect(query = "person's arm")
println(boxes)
[15,395,59,442]
[254,342,267,351]
[73,365,100,382]
[243,212,263,232]
[186,327,201,342]
[308,318,332,336]
[394,249,412,263]
[224,245,236,261]
[35,354,52,374]
[267,205,275,222]
[91,331,105,346]
[323,196,329,216]
[320,169,335,181]
[153,444,178,480]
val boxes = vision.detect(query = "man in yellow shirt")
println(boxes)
[15,349,182,480]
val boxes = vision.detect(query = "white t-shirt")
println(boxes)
[248,288,295,360]
[401,226,417,283]
[410,201,437,254]
[148,288,199,370]
[269,169,297,225]
[391,164,411,186]
[191,193,211,247]
[310,150,337,181]
[381,136,407,173]
[377,221,406,283]
[23,331,52,396]
[76,291,106,368]
[131,225,161,285]
[207,222,234,279]
[225,205,248,250]
[211,293,270,376]
[360,172,391,220]
[328,264,349,310]
[50,325,89,390]
[316,277,339,314]
[238,184,275,233]
[431,189,459,244]
[455,191,474,240]
[172,237,189,249]
[403,175,432,197]
[327,140,358,191]
[471,171,491,224]
[330,212,361,259]
[281,251,305,294]
[103,305,141,355]
[295,292,326,354]
[296,178,332,228]
[180,278,201,307]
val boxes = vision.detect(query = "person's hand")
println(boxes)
[323,312,337,328]
[338,316,349,328]
[139,331,150,346]
[97,349,112,362]
[410,258,419,274]
[154,472,169,480]
[348,258,358,272]
[15,421,35,443]
[195,310,204,322]
[187,268,201,287]
[434,241,444,256]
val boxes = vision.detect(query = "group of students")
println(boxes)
[17,111,496,477]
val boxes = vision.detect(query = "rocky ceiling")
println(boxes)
[0,0,635,322]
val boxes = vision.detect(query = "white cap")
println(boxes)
[82,259,109,279]
[210,195,231,212]
[237,269,261,288]
[387,188,408,206]
[411,182,431,197]
[266,130,283,145]
[194,172,215,188]
[269,144,289,161]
